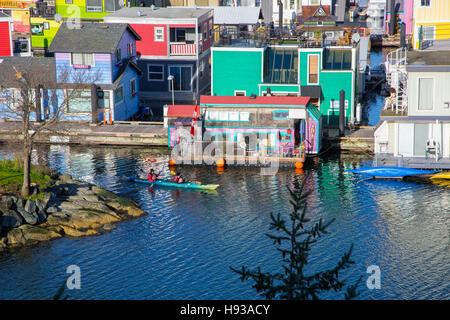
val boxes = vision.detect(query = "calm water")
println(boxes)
[0,144,448,300]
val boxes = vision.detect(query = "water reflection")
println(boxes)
[0,144,448,300]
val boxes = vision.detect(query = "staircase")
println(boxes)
[385,47,408,114]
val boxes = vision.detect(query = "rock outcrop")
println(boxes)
[0,175,146,252]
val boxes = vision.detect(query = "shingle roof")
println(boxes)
[48,22,141,54]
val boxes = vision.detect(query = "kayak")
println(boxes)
[127,177,220,190]
[430,172,450,180]
[347,167,439,178]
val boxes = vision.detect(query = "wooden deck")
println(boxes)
[373,154,450,170]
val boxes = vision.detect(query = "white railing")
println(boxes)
[170,43,197,56]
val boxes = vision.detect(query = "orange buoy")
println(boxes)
[295,168,303,175]
[216,158,225,167]
[217,167,224,175]
[168,158,176,166]
[295,161,304,169]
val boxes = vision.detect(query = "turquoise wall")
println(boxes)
[212,49,264,97]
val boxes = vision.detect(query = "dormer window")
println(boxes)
[71,53,94,68]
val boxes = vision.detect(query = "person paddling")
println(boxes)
[174,172,185,184]
[147,169,159,182]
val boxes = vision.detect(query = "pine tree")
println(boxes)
[231,177,361,300]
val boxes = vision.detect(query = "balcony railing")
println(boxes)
[0,0,35,9]
[170,43,197,56]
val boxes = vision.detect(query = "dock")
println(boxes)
[0,120,168,146]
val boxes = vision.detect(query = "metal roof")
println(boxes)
[212,6,263,25]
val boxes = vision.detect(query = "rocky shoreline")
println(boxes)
[0,174,146,252]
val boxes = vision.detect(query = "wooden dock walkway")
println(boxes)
[0,120,168,146]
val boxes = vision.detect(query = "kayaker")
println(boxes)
[148,169,159,182]
[174,172,184,183]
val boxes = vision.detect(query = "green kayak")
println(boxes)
[127,177,219,190]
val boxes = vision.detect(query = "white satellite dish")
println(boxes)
[54,13,62,23]
[352,32,361,43]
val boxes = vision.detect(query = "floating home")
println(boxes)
[165,95,322,163]
[375,49,450,168]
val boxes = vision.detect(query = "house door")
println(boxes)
[397,123,414,156]
[413,123,428,156]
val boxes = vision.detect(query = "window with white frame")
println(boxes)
[154,27,164,42]
[86,0,102,12]
[114,86,123,104]
[420,0,431,7]
[71,53,94,67]
[67,90,91,113]
[418,78,433,110]
[130,79,136,96]
[234,90,246,96]
[148,64,164,81]
[422,25,435,41]
[115,48,121,64]
[205,110,250,122]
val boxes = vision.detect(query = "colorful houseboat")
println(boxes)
[211,38,362,127]
[104,7,214,119]
[166,95,322,158]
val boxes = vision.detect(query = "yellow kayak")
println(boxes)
[430,172,450,180]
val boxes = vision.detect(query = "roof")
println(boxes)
[301,5,331,19]
[200,95,310,107]
[0,12,12,21]
[407,50,450,68]
[104,7,212,21]
[213,7,262,25]
[167,105,196,117]
[48,22,141,54]
[0,57,56,88]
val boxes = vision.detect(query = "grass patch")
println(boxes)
[0,158,55,196]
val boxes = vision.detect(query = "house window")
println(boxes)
[115,48,121,64]
[219,111,229,121]
[418,78,433,110]
[422,25,435,41]
[308,54,319,84]
[128,43,133,57]
[240,112,250,122]
[420,0,431,7]
[71,53,94,67]
[209,21,213,38]
[273,110,290,120]
[207,110,219,121]
[98,91,110,109]
[234,90,246,96]
[67,90,91,113]
[114,86,123,104]
[229,111,239,121]
[104,0,120,12]
[148,64,164,81]
[168,65,192,91]
[154,27,164,42]
[130,79,137,97]
[203,23,207,40]
[324,49,352,70]
[65,0,73,3]
[86,0,102,12]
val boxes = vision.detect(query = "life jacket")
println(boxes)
[148,173,154,182]
[174,176,179,183]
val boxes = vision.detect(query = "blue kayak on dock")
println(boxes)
[347,167,439,178]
